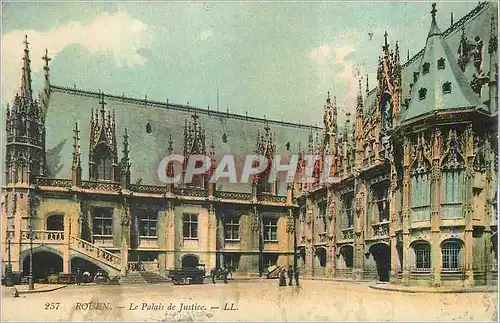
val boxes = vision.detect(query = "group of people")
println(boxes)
[74,268,91,285]
[279,265,299,287]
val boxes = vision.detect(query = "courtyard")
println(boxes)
[1,279,497,322]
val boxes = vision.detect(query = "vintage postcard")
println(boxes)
[1,1,498,322]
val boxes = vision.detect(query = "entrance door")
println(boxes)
[370,243,391,282]
[182,255,199,268]
[46,214,64,231]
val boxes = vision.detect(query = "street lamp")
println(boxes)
[4,232,13,287]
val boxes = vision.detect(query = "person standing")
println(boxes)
[294,266,300,287]
[223,267,228,284]
[211,268,217,284]
[279,269,287,287]
[75,268,82,285]
[287,265,293,286]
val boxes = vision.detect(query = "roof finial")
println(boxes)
[365,74,369,93]
[431,3,437,19]
[327,91,330,102]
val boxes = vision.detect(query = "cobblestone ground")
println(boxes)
[1,279,497,322]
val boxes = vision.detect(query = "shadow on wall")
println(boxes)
[46,139,67,177]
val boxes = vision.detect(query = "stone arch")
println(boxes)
[70,255,107,278]
[338,244,354,269]
[181,254,199,268]
[440,238,464,271]
[369,242,391,281]
[20,247,63,281]
[410,239,431,271]
[314,247,327,267]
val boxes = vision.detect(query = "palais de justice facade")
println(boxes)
[1,2,498,286]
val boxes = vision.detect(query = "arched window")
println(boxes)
[93,145,113,181]
[437,57,446,69]
[315,248,326,267]
[412,242,431,271]
[442,240,461,271]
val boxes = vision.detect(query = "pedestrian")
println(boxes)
[294,266,300,287]
[75,268,82,285]
[211,268,217,284]
[223,267,228,284]
[287,265,293,286]
[279,269,286,287]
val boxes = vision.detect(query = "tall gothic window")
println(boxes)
[372,182,389,222]
[442,240,461,271]
[441,169,464,219]
[342,193,354,228]
[224,215,240,241]
[411,172,431,222]
[92,207,113,236]
[263,217,278,241]
[139,210,158,237]
[183,213,198,239]
[318,200,327,233]
[94,145,113,181]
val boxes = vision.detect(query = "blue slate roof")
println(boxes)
[44,86,321,194]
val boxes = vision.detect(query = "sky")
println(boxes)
[2,1,479,127]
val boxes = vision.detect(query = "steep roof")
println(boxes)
[401,3,489,122]
[44,85,321,193]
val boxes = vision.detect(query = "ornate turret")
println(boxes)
[89,92,119,181]
[72,122,82,186]
[120,129,131,188]
[401,3,488,123]
[255,122,277,194]
[5,35,46,184]
[183,113,207,188]
[355,79,364,169]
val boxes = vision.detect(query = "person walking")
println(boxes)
[211,268,217,284]
[223,267,228,284]
[287,265,293,286]
[75,268,82,285]
[294,266,300,287]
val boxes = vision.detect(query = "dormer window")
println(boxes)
[437,57,445,70]
[413,72,419,83]
[422,62,430,75]
[418,87,427,100]
[442,82,452,94]
[146,122,152,134]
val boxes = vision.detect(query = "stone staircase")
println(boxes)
[69,237,121,276]
[119,271,170,285]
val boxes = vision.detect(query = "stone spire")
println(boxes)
[20,35,33,101]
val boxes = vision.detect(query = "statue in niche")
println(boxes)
[380,96,393,133]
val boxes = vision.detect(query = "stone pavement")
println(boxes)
[2,283,66,297]
[370,282,498,293]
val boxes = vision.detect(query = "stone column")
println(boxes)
[463,125,475,287]
[120,199,131,276]
[430,128,442,287]
[165,201,176,270]
[207,203,217,271]
[389,159,399,282]
[401,138,411,285]
[216,210,225,269]
[353,186,365,281]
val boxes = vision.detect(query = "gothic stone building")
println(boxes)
[1,37,322,279]
[295,2,498,286]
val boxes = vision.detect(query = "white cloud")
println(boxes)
[2,11,153,103]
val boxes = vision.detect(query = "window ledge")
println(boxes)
[93,235,113,238]
[225,239,241,242]
[139,236,158,239]
[183,237,199,240]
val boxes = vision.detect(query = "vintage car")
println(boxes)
[168,264,206,285]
